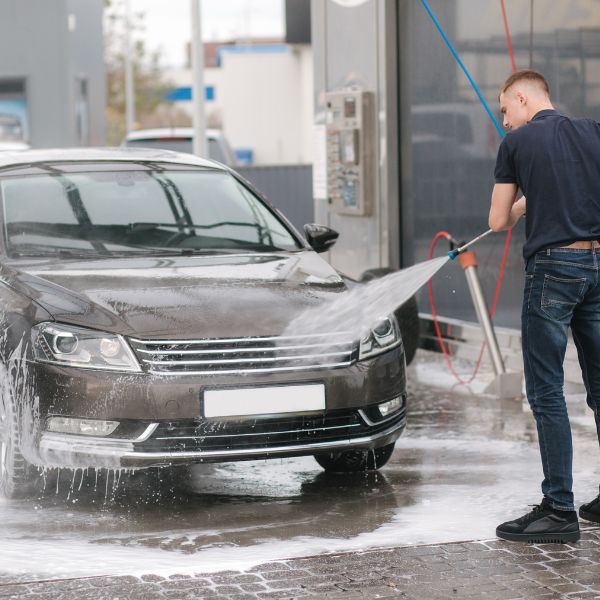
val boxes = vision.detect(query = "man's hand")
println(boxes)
[489,183,525,231]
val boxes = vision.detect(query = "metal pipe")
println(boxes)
[459,253,506,376]
[190,0,207,157]
[448,228,494,259]
[124,0,135,135]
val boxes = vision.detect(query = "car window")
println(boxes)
[1,176,93,251]
[0,114,23,142]
[125,136,231,164]
[3,176,78,224]
[125,138,194,154]
[0,166,302,257]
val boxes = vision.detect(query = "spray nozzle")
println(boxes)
[447,228,495,260]
[447,235,465,260]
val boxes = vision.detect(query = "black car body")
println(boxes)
[0,149,408,497]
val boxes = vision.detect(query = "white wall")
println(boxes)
[298,45,314,163]
[167,44,314,165]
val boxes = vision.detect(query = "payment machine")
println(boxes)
[325,90,376,217]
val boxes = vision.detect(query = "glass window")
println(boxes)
[0,165,301,258]
[0,78,28,143]
[125,138,194,154]
[400,0,600,328]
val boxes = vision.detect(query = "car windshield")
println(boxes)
[0,164,301,258]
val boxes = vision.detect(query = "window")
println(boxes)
[1,165,301,257]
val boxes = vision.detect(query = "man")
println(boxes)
[489,69,600,543]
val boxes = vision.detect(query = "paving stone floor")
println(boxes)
[3,524,600,599]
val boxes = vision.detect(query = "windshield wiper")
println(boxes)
[8,241,290,260]
[9,247,99,259]
[128,221,261,232]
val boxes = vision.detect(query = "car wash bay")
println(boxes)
[1,351,598,581]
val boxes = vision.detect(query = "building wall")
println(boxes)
[221,46,312,164]
[311,0,399,279]
[65,0,106,146]
[0,0,105,148]
[298,45,314,163]
[167,44,314,165]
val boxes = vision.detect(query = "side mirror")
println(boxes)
[303,223,339,253]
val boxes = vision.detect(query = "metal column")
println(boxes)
[458,251,522,399]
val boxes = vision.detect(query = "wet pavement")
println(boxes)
[4,532,600,599]
[2,350,600,598]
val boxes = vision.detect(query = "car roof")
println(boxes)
[0,141,30,151]
[0,147,227,171]
[125,128,221,141]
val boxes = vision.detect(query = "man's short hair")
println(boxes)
[500,69,550,97]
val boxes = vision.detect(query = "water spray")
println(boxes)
[447,228,494,260]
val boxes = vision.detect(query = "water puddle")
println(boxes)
[0,355,599,579]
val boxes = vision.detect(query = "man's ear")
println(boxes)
[516,91,527,105]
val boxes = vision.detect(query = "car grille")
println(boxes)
[129,333,357,376]
[136,407,406,453]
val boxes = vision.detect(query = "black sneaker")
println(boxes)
[579,494,600,523]
[496,499,580,543]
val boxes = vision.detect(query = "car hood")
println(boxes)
[3,252,346,339]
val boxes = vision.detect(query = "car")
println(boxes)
[0,147,408,498]
[411,102,500,160]
[0,141,30,152]
[0,114,25,143]
[122,127,237,166]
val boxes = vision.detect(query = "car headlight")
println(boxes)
[358,315,402,360]
[32,323,141,372]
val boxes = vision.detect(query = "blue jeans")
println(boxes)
[523,246,600,511]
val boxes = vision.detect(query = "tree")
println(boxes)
[104,0,190,145]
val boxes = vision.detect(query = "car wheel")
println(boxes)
[0,387,34,498]
[314,442,396,472]
[360,268,420,366]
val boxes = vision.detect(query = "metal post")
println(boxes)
[459,255,505,376]
[190,0,207,157]
[457,251,522,398]
[124,0,135,135]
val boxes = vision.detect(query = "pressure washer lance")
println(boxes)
[448,228,494,260]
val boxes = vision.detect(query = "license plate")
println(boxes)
[203,384,326,418]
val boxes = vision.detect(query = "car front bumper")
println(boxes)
[31,344,407,469]
[38,405,406,468]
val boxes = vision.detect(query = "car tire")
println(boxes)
[0,385,34,499]
[314,442,396,472]
[360,268,420,366]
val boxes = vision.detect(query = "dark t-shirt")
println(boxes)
[494,109,600,259]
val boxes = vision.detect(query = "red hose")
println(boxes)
[500,0,518,72]
[426,1,517,385]
[427,233,486,385]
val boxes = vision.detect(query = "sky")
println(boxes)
[130,0,285,67]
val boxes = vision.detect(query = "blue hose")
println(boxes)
[419,0,505,140]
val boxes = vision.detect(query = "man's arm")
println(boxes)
[488,183,525,231]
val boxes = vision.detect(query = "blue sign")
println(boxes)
[234,148,254,165]
[164,86,214,102]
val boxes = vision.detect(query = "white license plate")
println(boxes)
[203,384,326,418]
